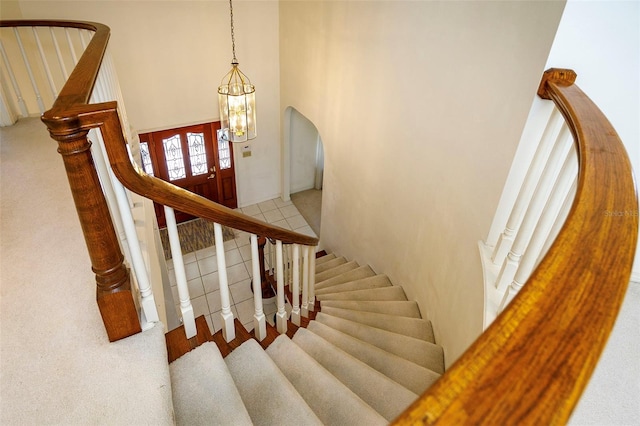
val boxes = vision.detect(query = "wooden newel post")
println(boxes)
[257,236,276,299]
[43,119,141,341]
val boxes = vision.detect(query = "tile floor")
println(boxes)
[166,197,317,334]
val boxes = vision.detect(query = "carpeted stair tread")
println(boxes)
[314,256,347,274]
[307,321,441,395]
[320,300,422,318]
[293,327,418,421]
[315,253,337,265]
[315,265,376,290]
[169,342,252,426]
[316,313,444,372]
[315,273,390,295]
[316,286,408,302]
[321,305,435,342]
[314,260,362,283]
[225,339,322,426]
[266,335,386,425]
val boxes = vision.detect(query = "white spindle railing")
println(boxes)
[491,108,563,265]
[12,27,45,114]
[214,223,235,341]
[301,246,310,317]
[165,206,196,338]
[0,38,29,118]
[275,240,288,333]
[88,46,160,328]
[481,103,579,327]
[250,234,267,340]
[32,27,57,99]
[291,244,301,326]
[50,27,69,80]
[494,123,571,292]
[308,245,316,311]
[499,146,578,310]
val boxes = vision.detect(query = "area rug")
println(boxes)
[159,218,236,259]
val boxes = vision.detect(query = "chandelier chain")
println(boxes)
[229,0,237,63]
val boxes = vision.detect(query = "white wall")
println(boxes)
[4,0,282,208]
[280,1,565,364]
[289,107,320,194]
[544,0,640,281]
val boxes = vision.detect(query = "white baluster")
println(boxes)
[291,244,301,326]
[64,28,79,65]
[0,39,29,117]
[492,109,563,264]
[500,146,578,311]
[50,27,69,80]
[539,180,577,264]
[308,246,316,311]
[250,234,267,340]
[495,124,572,292]
[32,27,57,99]
[13,27,45,114]
[165,206,196,338]
[301,246,310,317]
[275,240,288,333]
[214,222,235,342]
[89,127,159,326]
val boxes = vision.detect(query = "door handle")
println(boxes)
[207,173,216,180]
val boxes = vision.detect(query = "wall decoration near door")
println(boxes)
[138,121,238,228]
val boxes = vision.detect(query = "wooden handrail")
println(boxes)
[5,19,315,342]
[69,102,319,246]
[394,69,638,424]
[3,22,317,246]
[1,20,110,113]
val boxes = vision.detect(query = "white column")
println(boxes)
[495,124,572,292]
[165,206,196,338]
[492,109,563,264]
[250,234,267,341]
[291,244,301,326]
[214,223,235,342]
[275,241,288,333]
[301,245,310,318]
[308,246,316,311]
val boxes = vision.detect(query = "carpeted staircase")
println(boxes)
[169,253,444,425]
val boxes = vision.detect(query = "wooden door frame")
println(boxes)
[138,121,238,227]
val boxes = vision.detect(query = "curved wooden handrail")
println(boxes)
[1,20,111,115]
[394,68,638,424]
[59,102,319,246]
[3,18,318,246]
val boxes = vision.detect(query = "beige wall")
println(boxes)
[280,1,565,364]
[4,0,282,207]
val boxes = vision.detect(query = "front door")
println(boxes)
[139,122,237,227]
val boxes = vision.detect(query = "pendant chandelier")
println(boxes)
[218,0,256,143]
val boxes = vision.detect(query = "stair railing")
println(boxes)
[1,20,165,340]
[394,69,638,424]
[87,103,319,341]
[3,20,319,344]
